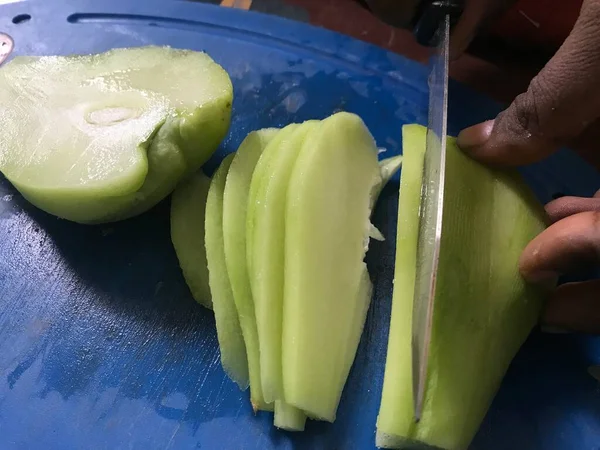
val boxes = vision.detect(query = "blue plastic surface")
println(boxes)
[0,1,599,449]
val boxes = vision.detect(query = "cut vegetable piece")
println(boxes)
[379,155,403,185]
[205,154,249,389]
[246,123,299,290]
[0,46,232,223]
[248,122,316,429]
[376,124,547,450]
[223,128,279,411]
[248,121,316,406]
[274,400,307,432]
[283,112,382,422]
[368,155,402,242]
[171,171,212,309]
[334,266,372,398]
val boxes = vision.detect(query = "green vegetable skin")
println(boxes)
[205,154,249,389]
[377,124,547,449]
[248,121,318,431]
[223,128,279,411]
[283,112,382,422]
[171,171,212,309]
[0,46,232,224]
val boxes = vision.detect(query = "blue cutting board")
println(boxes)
[0,1,599,449]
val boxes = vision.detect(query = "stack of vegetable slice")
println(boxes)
[173,112,401,430]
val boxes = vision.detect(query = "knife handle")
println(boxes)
[413,0,463,46]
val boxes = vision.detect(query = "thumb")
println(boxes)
[457,0,600,166]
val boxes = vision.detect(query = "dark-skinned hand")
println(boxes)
[456,0,600,333]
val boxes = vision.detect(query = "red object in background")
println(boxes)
[492,0,581,51]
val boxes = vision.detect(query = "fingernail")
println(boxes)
[540,325,570,334]
[457,120,494,151]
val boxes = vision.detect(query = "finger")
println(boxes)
[546,196,600,222]
[519,211,600,282]
[542,280,600,334]
[450,0,516,58]
[458,0,600,166]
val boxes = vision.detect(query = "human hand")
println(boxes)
[457,0,600,333]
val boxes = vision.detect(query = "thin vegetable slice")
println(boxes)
[205,154,249,389]
[247,122,318,431]
[273,400,307,432]
[171,171,212,309]
[0,46,232,223]
[282,112,382,422]
[248,122,313,400]
[376,124,547,450]
[223,128,279,411]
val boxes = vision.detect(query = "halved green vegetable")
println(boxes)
[171,171,212,309]
[0,46,232,223]
[282,112,382,422]
[376,124,547,450]
[223,128,279,411]
[205,154,249,389]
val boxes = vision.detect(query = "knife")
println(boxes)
[411,1,460,422]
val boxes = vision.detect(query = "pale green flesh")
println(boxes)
[205,154,249,390]
[248,122,317,404]
[171,170,212,309]
[247,121,318,428]
[246,123,300,295]
[379,155,404,185]
[274,400,307,432]
[0,46,232,223]
[373,155,403,208]
[223,128,279,411]
[376,124,547,450]
[282,112,382,422]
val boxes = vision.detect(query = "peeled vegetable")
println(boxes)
[171,171,212,309]
[0,46,232,223]
[222,128,279,411]
[205,154,249,389]
[376,124,547,449]
[282,112,382,422]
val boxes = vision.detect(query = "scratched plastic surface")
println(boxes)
[0,2,599,449]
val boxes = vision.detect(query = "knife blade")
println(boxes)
[411,12,451,422]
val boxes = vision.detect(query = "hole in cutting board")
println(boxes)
[12,14,31,24]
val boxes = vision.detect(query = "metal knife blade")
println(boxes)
[411,12,450,422]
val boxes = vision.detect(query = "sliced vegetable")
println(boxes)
[282,112,382,422]
[248,121,318,431]
[205,154,249,389]
[376,124,547,450]
[223,128,279,411]
[379,155,403,185]
[0,46,232,223]
[273,399,307,431]
[171,171,212,309]
[248,122,316,400]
